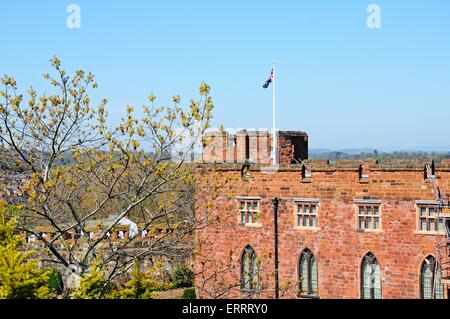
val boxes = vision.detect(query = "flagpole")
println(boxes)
[272,61,276,165]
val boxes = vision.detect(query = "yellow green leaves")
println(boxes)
[82,96,90,105]
[136,126,145,137]
[1,56,218,294]
[49,95,62,106]
[154,162,169,175]
[39,96,47,105]
[49,55,61,68]
[1,75,17,87]
[50,167,63,181]
[9,95,23,107]
[27,87,36,98]
[71,262,108,299]
[172,95,181,104]
[199,82,210,96]
[126,105,134,115]
[118,261,173,299]
[0,203,54,299]
[130,139,139,150]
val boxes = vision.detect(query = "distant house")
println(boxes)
[84,215,139,240]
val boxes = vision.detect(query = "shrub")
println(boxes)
[0,202,54,299]
[71,263,115,299]
[171,264,194,288]
[119,262,172,299]
[182,288,196,299]
[47,270,64,295]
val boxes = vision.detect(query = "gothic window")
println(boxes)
[420,255,444,299]
[361,252,382,299]
[299,248,318,297]
[241,245,259,291]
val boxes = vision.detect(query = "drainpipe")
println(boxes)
[272,197,280,299]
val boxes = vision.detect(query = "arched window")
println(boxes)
[241,245,259,291]
[299,248,318,297]
[361,252,382,299]
[420,255,444,299]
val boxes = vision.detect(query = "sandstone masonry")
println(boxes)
[194,130,450,299]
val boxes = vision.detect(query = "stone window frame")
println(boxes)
[240,244,260,293]
[360,252,382,299]
[419,255,444,299]
[298,248,319,298]
[415,201,444,235]
[293,198,320,230]
[354,200,382,232]
[236,197,262,227]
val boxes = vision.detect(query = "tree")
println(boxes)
[0,56,221,287]
[118,261,172,299]
[0,202,54,299]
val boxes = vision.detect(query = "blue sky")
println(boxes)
[1,1,450,150]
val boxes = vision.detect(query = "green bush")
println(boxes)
[71,263,115,299]
[182,288,196,299]
[171,265,194,288]
[47,270,64,295]
[0,203,54,299]
[118,262,172,299]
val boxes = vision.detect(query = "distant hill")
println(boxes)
[310,148,375,155]
[309,149,450,161]
[310,146,450,154]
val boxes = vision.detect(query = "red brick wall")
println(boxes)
[194,162,450,299]
[278,131,308,164]
[201,130,307,164]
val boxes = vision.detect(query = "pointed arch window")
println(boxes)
[361,252,382,299]
[299,248,318,297]
[241,245,259,291]
[420,255,444,299]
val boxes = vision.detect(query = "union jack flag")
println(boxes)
[262,68,274,89]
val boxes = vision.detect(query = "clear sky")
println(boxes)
[1,1,450,150]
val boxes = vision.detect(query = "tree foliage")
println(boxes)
[182,287,196,299]
[0,56,217,284]
[46,269,64,294]
[0,202,53,299]
[171,264,194,288]
[71,262,113,299]
[71,260,172,299]
[117,261,172,299]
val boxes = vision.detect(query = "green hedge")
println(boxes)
[182,288,196,299]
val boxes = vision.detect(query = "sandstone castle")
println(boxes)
[194,130,450,299]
